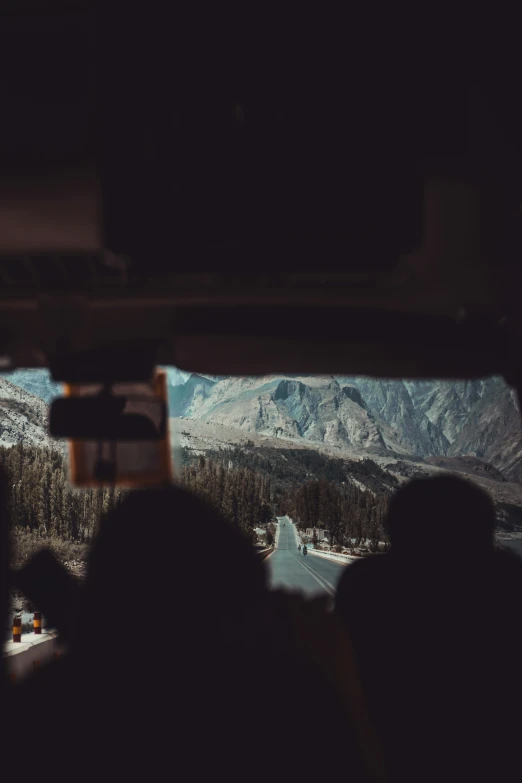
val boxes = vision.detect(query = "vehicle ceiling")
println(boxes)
[0,5,520,383]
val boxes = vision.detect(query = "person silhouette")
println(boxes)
[335,474,522,783]
[8,484,374,782]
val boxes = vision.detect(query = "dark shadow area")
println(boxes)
[335,475,522,782]
[5,485,373,781]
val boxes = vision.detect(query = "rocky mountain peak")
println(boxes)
[2,368,521,484]
[341,384,366,408]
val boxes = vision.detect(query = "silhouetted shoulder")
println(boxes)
[335,554,393,626]
[336,554,391,585]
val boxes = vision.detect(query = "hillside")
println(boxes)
[172,375,407,454]
[172,372,522,482]
[0,370,62,404]
[181,443,400,497]
[424,456,507,483]
[447,378,522,482]
[0,378,57,449]
[2,368,522,497]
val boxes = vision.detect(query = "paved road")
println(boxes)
[265,516,347,598]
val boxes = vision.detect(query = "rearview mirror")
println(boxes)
[50,395,167,441]
[49,371,173,488]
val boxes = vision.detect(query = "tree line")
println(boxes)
[187,445,398,494]
[1,443,391,556]
[280,477,390,550]
[183,448,392,549]
[0,445,275,547]
[0,444,124,543]
[181,454,273,541]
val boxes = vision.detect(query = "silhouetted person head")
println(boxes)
[9,483,373,783]
[384,474,495,559]
[59,484,274,778]
[80,484,269,665]
[336,474,509,782]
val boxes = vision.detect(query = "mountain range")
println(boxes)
[2,368,521,485]
[169,372,522,483]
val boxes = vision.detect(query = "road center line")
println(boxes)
[302,558,337,592]
[290,552,336,597]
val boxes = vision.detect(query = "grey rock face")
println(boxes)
[174,374,390,452]
[3,367,521,483]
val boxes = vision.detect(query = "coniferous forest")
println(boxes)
[1,442,392,567]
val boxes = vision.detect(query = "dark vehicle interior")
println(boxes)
[1,4,522,781]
